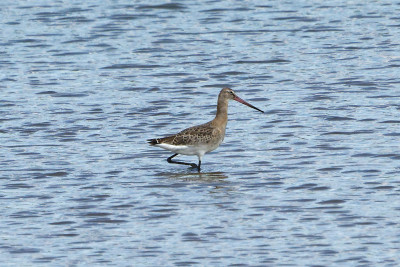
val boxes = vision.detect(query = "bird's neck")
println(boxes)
[213,97,228,128]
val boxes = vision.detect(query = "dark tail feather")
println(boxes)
[147,138,160,145]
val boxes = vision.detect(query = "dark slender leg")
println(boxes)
[167,154,198,169]
[197,160,201,172]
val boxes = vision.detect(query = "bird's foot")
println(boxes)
[189,163,198,168]
[189,163,201,172]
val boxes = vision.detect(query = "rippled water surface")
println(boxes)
[1,0,400,266]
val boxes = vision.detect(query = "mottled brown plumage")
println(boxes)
[149,121,223,146]
[147,88,264,171]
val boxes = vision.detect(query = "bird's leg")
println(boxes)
[197,160,201,172]
[167,154,198,169]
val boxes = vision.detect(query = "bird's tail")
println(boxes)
[147,138,160,145]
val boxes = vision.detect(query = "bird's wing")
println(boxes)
[159,123,221,146]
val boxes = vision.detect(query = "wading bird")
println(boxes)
[147,88,264,171]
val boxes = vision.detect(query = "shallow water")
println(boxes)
[1,0,400,266]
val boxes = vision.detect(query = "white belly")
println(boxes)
[156,142,221,157]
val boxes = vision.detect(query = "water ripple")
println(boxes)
[1,0,400,266]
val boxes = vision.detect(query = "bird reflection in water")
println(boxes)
[163,171,228,182]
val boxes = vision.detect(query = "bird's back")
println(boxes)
[148,120,225,150]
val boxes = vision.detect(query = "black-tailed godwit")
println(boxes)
[147,88,264,171]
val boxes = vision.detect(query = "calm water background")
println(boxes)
[1,0,400,266]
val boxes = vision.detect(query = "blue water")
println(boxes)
[1,0,400,266]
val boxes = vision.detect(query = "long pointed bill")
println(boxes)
[234,96,264,113]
